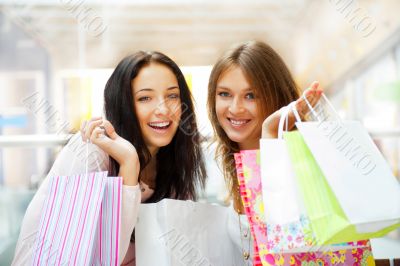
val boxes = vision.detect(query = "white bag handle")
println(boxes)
[291,92,341,124]
[68,139,102,176]
[277,101,298,139]
[278,92,342,139]
[85,140,102,175]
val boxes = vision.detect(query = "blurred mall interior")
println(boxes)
[0,0,400,264]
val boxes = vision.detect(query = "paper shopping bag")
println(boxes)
[259,103,325,253]
[135,199,244,266]
[31,172,122,265]
[92,176,123,265]
[259,137,318,253]
[235,150,375,266]
[295,120,400,232]
[285,93,400,243]
[284,130,400,245]
[235,151,264,265]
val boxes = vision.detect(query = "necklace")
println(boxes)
[139,180,146,192]
[238,212,251,263]
[236,185,251,264]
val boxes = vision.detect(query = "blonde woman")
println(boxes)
[207,40,321,263]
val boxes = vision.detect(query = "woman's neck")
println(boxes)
[140,156,157,189]
[147,145,159,157]
[238,138,259,150]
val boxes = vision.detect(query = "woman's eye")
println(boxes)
[245,93,255,100]
[138,96,151,102]
[168,93,180,99]
[218,92,230,97]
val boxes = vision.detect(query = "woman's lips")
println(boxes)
[148,121,172,133]
[227,118,251,129]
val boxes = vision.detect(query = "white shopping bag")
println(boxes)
[261,102,304,227]
[292,93,400,233]
[260,102,344,253]
[135,199,243,266]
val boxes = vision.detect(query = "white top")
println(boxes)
[11,134,150,266]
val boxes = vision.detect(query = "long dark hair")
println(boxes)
[104,51,206,202]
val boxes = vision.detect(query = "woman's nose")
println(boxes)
[154,99,169,116]
[228,97,245,115]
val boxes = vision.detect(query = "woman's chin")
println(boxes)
[152,138,175,148]
[225,132,248,145]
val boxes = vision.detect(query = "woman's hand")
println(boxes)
[261,81,323,138]
[80,117,140,186]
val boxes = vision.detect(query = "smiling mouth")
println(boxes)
[228,118,251,127]
[148,121,172,131]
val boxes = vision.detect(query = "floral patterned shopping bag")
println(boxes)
[234,150,375,266]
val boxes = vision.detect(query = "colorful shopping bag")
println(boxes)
[259,103,356,253]
[282,93,400,245]
[235,152,265,265]
[31,171,122,265]
[259,114,317,252]
[235,150,375,266]
[284,130,400,245]
[93,175,123,265]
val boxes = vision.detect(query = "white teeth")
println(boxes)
[149,121,170,127]
[230,119,248,125]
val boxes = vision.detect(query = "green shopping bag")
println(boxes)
[283,130,400,245]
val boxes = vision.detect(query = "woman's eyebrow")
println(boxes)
[135,88,153,94]
[216,86,230,90]
[167,86,179,90]
[216,86,252,91]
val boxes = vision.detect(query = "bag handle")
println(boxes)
[277,101,298,139]
[68,139,102,176]
[291,92,341,124]
[278,92,341,139]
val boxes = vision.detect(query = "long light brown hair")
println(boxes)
[207,40,300,212]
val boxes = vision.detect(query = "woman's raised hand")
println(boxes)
[80,117,140,185]
[261,81,323,138]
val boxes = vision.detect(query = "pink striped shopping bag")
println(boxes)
[31,171,122,265]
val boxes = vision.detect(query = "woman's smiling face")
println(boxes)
[215,65,262,149]
[132,63,182,154]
